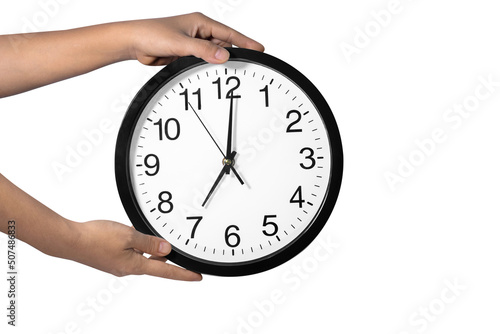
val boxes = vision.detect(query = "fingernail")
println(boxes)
[159,241,171,254]
[215,48,229,61]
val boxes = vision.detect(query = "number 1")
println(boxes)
[180,88,201,110]
[259,85,269,107]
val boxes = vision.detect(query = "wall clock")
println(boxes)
[115,48,343,276]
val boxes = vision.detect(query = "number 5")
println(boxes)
[262,215,278,236]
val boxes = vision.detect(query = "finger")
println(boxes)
[149,255,168,262]
[141,258,203,281]
[179,36,230,64]
[200,15,265,52]
[210,38,232,48]
[131,231,172,257]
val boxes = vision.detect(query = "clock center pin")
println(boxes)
[223,158,234,166]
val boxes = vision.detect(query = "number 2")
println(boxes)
[286,110,302,133]
[212,76,241,99]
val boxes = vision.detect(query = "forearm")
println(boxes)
[0,22,133,98]
[0,173,79,259]
[0,13,265,98]
[0,173,201,280]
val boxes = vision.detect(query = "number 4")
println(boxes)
[290,186,305,208]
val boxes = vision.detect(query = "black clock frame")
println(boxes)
[115,48,343,276]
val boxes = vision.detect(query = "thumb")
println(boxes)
[132,231,172,257]
[180,36,230,64]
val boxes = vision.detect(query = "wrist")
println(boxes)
[72,21,137,65]
[48,218,85,261]
[109,20,143,62]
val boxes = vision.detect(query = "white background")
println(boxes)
[1,0,499,333]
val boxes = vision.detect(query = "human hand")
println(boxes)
[69,220,202,281]
[125,12,265,65]
[0,174,201,281]
[0,12,264,97]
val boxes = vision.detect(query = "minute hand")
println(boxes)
[224,96,244,183]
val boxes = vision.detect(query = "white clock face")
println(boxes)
[127,60,333,264]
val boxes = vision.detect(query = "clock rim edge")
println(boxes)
[115,48,343,277]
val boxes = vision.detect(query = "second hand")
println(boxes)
[188,102,244,185]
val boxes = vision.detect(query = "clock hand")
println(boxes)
[230,165,244,185]
[188,102,224,156]
[225,95,234,174]
[188,102,244,185]
[202,165,227,207]
[225,97,245,183]
[202,151,237,207]
[226,95,234,157]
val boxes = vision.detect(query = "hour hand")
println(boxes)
[202,165,228,207]
[202,151,237,207]
[230,165,244,185]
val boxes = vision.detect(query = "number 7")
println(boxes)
[186,216,203,238]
